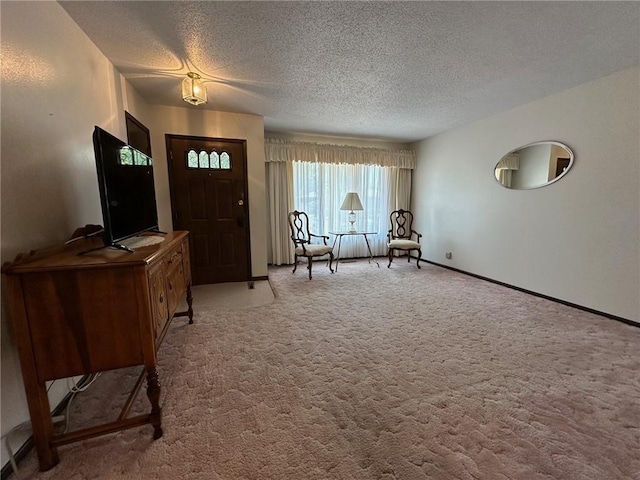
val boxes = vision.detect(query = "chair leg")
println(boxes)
[416,249,421,269]
[407,253,410,263]
[307,256,313,280]
[328,252,335,273]
[387,249,393,268]
[292,255,298,274]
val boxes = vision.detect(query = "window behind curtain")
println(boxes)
[292,161,392,258]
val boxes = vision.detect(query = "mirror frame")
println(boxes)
[495,141,574,190]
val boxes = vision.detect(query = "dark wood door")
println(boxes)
[125,111,152,156]
[166,135,251,285]
[555,157,571,177]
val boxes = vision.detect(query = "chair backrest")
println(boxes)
[389,209,415,239]
[288,210,311,246]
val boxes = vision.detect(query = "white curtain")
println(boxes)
[292,162,391,257]
[496,169,513,187]
[266,161,295,265]
[390,167,412,212]
[265,138,416,263]
[495,154,520,187]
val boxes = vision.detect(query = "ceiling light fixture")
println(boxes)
[182,72,208,106]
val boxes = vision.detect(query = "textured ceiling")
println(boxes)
[59,1,639,143]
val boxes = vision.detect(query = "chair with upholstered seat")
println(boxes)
[288,210,334,280]
[387,209,422,269]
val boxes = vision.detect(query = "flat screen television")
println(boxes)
[93,126,160,251]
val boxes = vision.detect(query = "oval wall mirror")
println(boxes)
[494,141,574,189]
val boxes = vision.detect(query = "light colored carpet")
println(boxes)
[12,260,640,479]
[179,280,275,312]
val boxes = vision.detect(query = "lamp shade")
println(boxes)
[182,72,208,106]
[340,192,363,211]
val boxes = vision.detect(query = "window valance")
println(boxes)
[495,154,520,171]
[265,138,416,169]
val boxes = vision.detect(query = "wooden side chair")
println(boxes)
[288,211,334,280]
[387,209,422,268]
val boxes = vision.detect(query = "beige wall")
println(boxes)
[0,2,268,466]
[148,107,268,278]
[0,1,129,464]
[411,66,640,322]
[118,83,269,278]
[121,74,270,279]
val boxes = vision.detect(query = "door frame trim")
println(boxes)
[165,134,252,281]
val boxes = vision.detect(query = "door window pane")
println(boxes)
[186,149,232,170]
[187,150,198,168]
[198,151,209,168]
[220,152,231,170]
[210,151,220,169]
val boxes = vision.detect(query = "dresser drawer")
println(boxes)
[149,263,169,342]
[166,261,185,315]
[164,243,183,271]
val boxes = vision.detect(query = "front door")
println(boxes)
[166,135,250,285]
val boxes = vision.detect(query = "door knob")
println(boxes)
[238,200,244,206]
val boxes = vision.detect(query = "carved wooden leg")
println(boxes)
[328,252,334,273]
[388,249,393,268]
[146,368,163,439]
[292,255,298,274]
[307,256,313,280]
[416,249,422,269]
[186,284,194,324]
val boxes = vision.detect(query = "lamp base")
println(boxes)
[348,212,356,233]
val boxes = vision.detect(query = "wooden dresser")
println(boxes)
[2,230,193,471]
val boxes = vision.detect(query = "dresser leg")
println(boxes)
[29,381,59,471]
[186,284,194,324]
[146,368,163,439]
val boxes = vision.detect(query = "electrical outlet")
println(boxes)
[445,252,452,259]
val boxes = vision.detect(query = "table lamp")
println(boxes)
[340,192,363,232]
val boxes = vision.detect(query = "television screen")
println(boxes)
[93,126,159,247]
